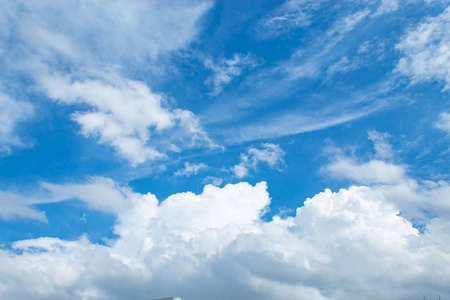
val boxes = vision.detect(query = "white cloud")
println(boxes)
[205,53,260,96]
[0,0,215,162]
[326,56,362,76]
[436,112,450,134]
[40,177,133,215]
[227,102,383,143]
[396,6,450,89]
[37,73,214,166]
[322,131,405,184]
[0,191,47,222]
[231,143,286,178]
[174,162,208,177]
[6,0,213,65]
[323,157,407,184]
[374,0,401,15]
[368,130,394,160]
[203,176,224,186]
[0,92,34,153]
[1,172,450,299]
[257,0,322,39]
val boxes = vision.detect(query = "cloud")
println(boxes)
[226,102,384,143]
[326,56,362,76]
[284,8,370,80]
[396,6,450,89]
[203,7,391,144]
[203,176,224,186]
[323,158,407,184]
[258,0,407,40]
[1,171,450,299]
[0,191,47,222]
[436,112,450,134]
[256,0,322,39]
[322,131,406,184]
[174,162,208,177]
[39,177,133,215]
[5,0,213,65]
[204,53,260,96]
[231,143,285,178]
[37,72,214,166]
[0,92,34,153]
[0,0,215,163]
[367,130,394,160]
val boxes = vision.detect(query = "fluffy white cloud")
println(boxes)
[205,53,260,96]
[0,130,449,298]
[0,0,215,162]
[0,92,34,153]
[231,143,285,178]
[1,171,450,299]
[396,6,450,89]
[37,73,214,166]
[174,162,208,177]
[322,131,406,184]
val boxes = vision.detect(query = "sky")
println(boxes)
[0,0,450,299]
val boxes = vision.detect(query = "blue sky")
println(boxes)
[0,0,450,299]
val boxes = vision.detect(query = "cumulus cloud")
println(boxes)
[174,162,208,177]
[0,0,215,162]
[1,170,450,299]
[0,92,34,153]
[396,6,450,89]
[231,143,286,178]
[37,72,214,166]
[322,131,406,185]
[204,53,260,96]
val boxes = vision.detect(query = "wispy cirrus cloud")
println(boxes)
[256,0,323,39]
[203,6,395,144]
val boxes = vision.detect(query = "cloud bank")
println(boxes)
[1,151,450,299]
